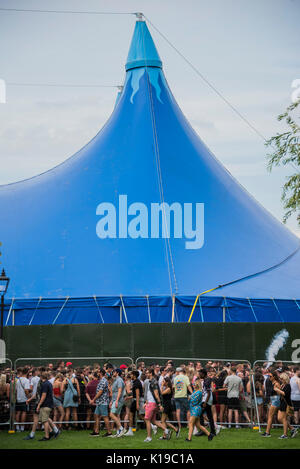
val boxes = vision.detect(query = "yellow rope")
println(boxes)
[188,288,219,323]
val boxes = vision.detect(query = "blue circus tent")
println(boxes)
[1,19,300,325]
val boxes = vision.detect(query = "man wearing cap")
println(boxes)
[110,369,126,437]
[173,367,193,434]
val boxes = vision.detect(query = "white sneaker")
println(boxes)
[151,424,157,435]
[124,430,134,436]
[193,426,198,435]
[144,437,152,443]
[117,427,126,437]
[216,425,221,435]
[236,425,241,429]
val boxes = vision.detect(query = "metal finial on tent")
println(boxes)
[134,12,144,21]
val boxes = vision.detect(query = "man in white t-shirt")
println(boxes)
[15,367,31,432]
[27,367,41,416]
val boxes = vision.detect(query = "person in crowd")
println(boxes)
[137,362,145,379]
[212,369,228,428]
[222,366,243,428]
[124,370,143,436]
[90,368,112,437]
[196,368,218,436]
[15,367,31,432]
[63,368,80,430]
[35,372,60,441]
[123,371,133,433]
[159,376,179,439]
[52,373,65,429]
[75,368,88,430]
[24,371,60,441]
[276,373,298,439]
[109,368,126,437]
[185,379,214,442]
[85,371,99,431]
[25,367,41,426]
[261,370,282,437]
[105,363,114,379]
[158,367,168,390]
[291,366,300,427]
[144,368,170,443]
[0,373,10,425]
[173,367,193,434]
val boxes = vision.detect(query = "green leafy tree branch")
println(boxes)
[265,99,300,225]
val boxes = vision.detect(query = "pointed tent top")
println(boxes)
[125,20,162,71]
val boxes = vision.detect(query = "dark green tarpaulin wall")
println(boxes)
[3,323,300,365]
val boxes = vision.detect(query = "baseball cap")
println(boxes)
[120,364,127,370]
[176,367,182,372]
[66,361,72,367]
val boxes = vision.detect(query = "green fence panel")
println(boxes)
[4,322,300,365]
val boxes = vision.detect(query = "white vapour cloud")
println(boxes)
[265,329,289,368]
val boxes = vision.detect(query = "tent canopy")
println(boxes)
[0,19,299,323]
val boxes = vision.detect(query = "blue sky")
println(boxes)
[0,0,299,236]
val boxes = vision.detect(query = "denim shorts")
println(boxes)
[95,404,108,416]
[111,399,124,415]
[174,397,189,413]
[270,395,280,408]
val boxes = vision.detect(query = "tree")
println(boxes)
[265,99,300,225]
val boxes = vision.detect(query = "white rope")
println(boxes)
[5,297,14,326]
[52,297,69,325]
[93,295,105,324]
[247,297,258,322]
[120,295,128,324]
[199,296,204,322]
[29,297,42,326]
[271,297,284,322]
[171,295,175,323]
[140,21,178,296]
[146,295,151,323]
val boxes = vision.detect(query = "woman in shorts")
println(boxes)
[185,379,214,442]
[261,371,281,437]
[276,373,297,439]
[213,370,228,428]
[123,373,133,432]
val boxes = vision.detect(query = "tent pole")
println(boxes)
[171,295,175,323]
[146,295,151,324]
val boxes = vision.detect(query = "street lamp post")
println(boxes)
[0,269,10,340]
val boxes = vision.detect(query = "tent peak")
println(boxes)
[125,19,162,71]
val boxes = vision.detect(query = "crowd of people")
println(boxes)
[0,359,299,442]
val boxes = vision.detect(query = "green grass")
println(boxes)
[0,427,299,449]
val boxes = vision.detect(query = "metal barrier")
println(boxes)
[9,356,134,432]
[252,359,300,433]
[3,355,298,434]
[136,356,253,427]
